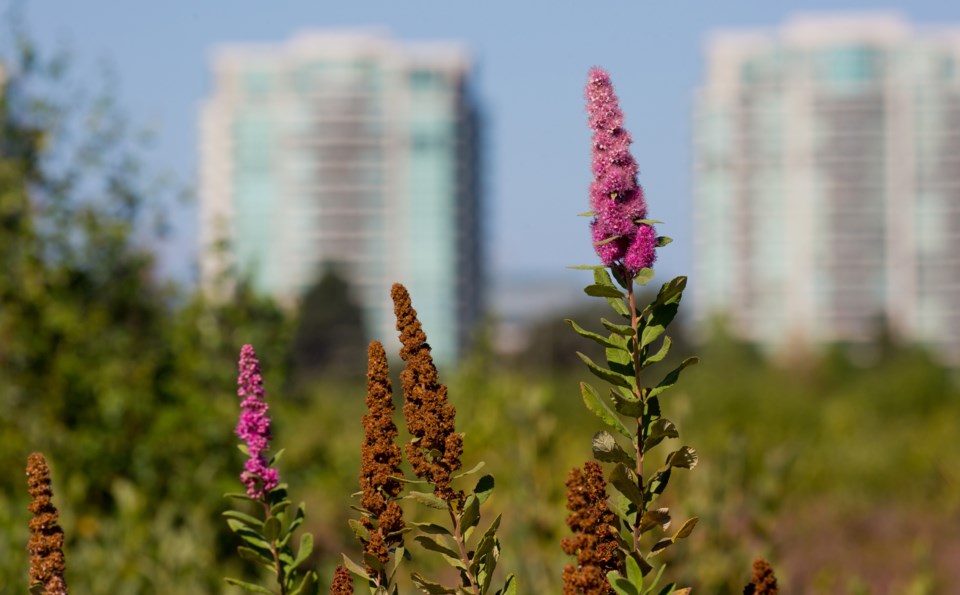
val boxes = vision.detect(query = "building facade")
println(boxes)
[200,31,483,364]
[694,13,960,362]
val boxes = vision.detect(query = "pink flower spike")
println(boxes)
[585,67,657,277]
[236,344,279,499]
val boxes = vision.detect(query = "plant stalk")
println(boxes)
[449,506,481,595]
[627,276,646,553]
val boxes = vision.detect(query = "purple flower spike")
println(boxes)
[585,67,657,276]
[236,344,279,499]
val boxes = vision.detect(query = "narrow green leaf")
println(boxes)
[236,546,274,570]
[414,535,461,559]
[341,554,370,580]
[585,284,626,298]
[592,430,636,467]
[655,236,673,247]
[364,552,384,572]
[407,491,449,510]
[581,382,631,437]
[647,357,699,398]
[268,448,285,466]
[610,463,644,508]
[411,572,456,594]
[625,553,644,584]
[649,537,674,556]
[594,234,622,246]
[578,354,632,390]
[577,210,595,217]
[222,510,264,529]
[567,264,607,270]
[497,574,518,595]
[413,522,453,537]
[643,564,667,594]
[224,491,255,502]
[453,461,485,479]
[635,218,664,225]
[566,319,623,349]
[601,318,635,336]
[460,495,481,540]
[594,268,617,288]
[641,336,671,368]
[474,474,495,504]
[289,571,317,595]
[224,577,275,593]
[674,516,699,539]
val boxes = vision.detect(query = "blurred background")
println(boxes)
[1,1,959,593]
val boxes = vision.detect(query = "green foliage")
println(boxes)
[567,257,699,591]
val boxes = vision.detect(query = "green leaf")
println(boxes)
[592,431,636,467]
[224,577,275,593]
[662,446,698,471]
[610,387,643,417]
[649,538,673,556]
[407,491,449,510]
[594,234,622,246]
[635,268,655,286]
[643,419,679,453]
[656,236,673,247]
[364,551,384,572]
[581,382,631,437]
[567,264,607,270]
[609,463,644,508]
[223,510,264,529]
[635,218,664,225]
[639,508,671,534]
[348,518,370,541]
[231,524,271,550]
[262,516,281,542]
[641,336,671,368]
[647,357,699,398]
[601,318,635,336]
[585,284,626,298]
[411,572,456,594]
[578,354,633,390]
[460,495,481,540]
[594,267,617,288]
[224,491,255,502]
[607,571,640,595]
[412,522,453,537]
[268,448,285,466]
[289,570,317,595]
[674,516,699,540]
[497,574,518,595]
[236,545,274,570]
[414,535,462,564]
[453,461,485,479]
[474,474,495,504]
[577,210,595,217]
[643,564,667,594]
[289,533,313,572]
[566,319,624,349]
[625,553,645,584]
[341,554,370,580]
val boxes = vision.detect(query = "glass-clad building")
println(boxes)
[694,14,960,362]
[200,31,483,364]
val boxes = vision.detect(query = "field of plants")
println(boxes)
[2,30,960,595]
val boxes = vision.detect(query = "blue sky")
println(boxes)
[12,1,960,289]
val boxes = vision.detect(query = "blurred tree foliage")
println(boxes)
[290,266,366,388]
[0,30,291,593]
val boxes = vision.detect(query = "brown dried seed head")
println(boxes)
[743,558,779,595]
[329,564,354,595]
[560,462,621,595]
[359,341,404,516]
[26,452,68,595]
[390,283,463,505]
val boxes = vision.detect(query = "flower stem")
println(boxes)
[627,277,646,553]
[449,505,481,595]
[264,501,288,595]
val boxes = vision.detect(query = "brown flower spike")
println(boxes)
[561,462,623,595]
[391,283,464,505]
[329,564,354,594]
[743,558,779,595]
[358,341,405,567]
[26,452,68,595]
